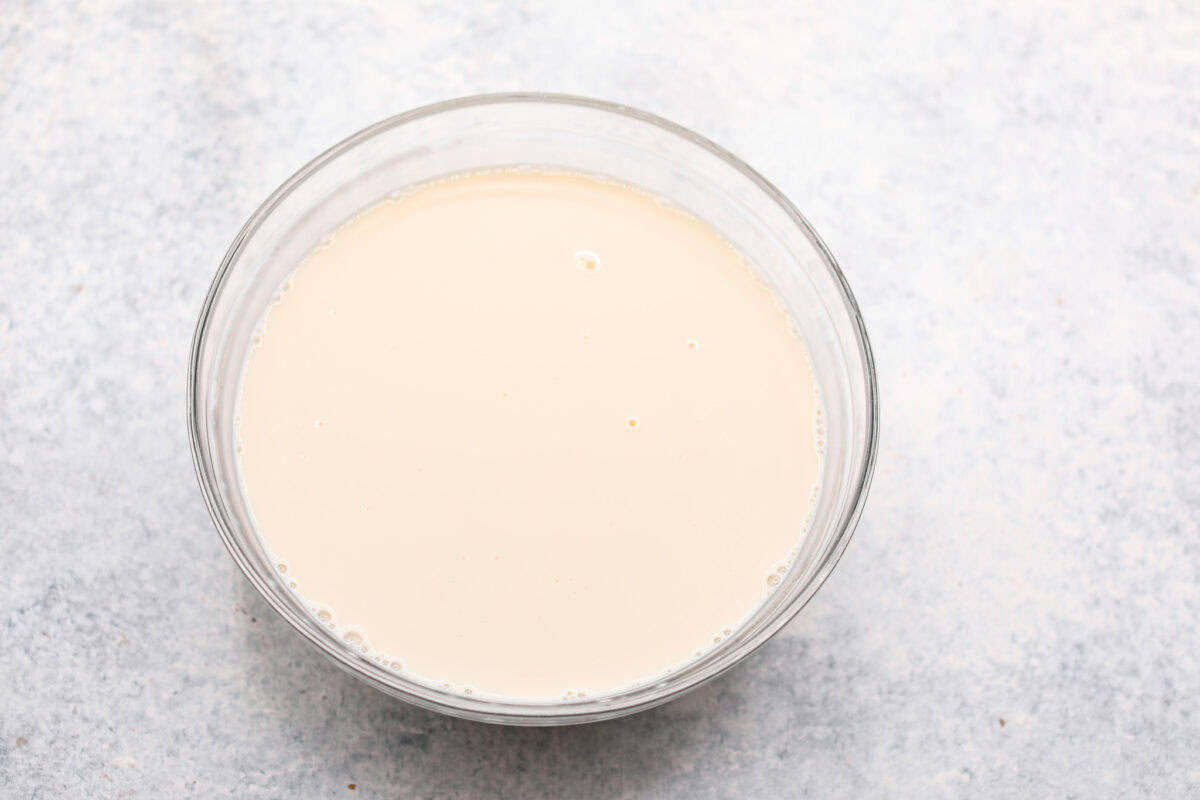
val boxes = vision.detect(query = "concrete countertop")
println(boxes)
[2,1,1197,797]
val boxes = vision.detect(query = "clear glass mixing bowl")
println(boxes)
[188,93,878,725]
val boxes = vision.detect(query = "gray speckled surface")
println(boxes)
[2,1,1198,797]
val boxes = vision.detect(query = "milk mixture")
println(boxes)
[237,171,821,699]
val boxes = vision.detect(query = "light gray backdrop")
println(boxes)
[2,1,1197,797]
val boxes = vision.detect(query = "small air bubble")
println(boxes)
[713,636,722,643]
[687,340,699,350]
[343,631,363,646]
[627,417,639,428]
[276,563,287,574]
[766,574,781,587]
[577,691,586,698]
[575,250,600,271]
[723,628,731,636]
[776,565,786,574]
[390,661,402,671]
[317,610,332,622]
[289,581,296,588]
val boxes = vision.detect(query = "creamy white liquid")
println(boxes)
[237,171,821,700]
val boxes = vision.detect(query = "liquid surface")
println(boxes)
[238,171,821,699]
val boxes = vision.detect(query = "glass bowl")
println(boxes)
[188,93,878,725]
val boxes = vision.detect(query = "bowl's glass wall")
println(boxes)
[189,95,877,725]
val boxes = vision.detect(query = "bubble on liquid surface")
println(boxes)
[575,250,600,271]
[276,562,287,574]
[813,405,826,454]
[316,609,332,623]
[343,630,363,646]
[766,573,781,587]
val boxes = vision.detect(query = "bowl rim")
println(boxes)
[187,92,879,725]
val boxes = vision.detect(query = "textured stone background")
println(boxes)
[2,1,1198,797]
